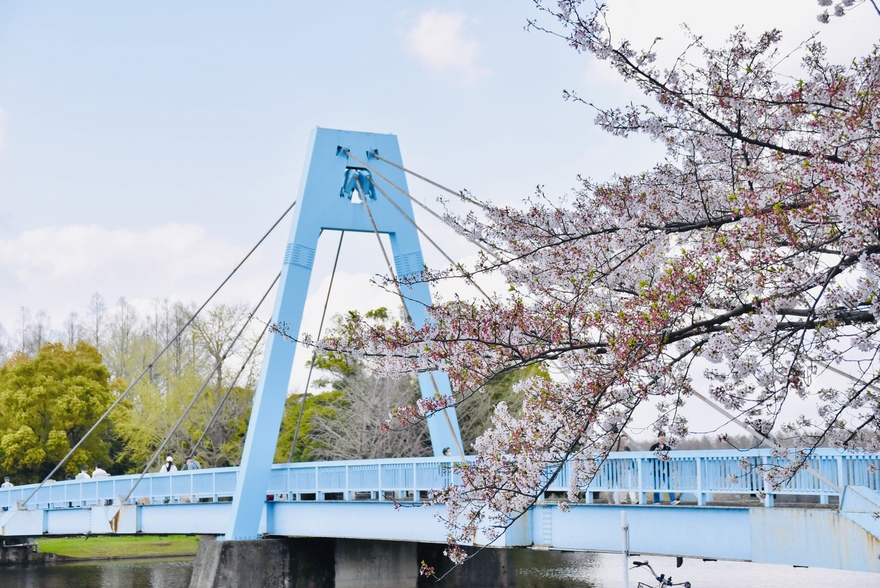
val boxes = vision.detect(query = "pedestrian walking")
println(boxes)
[650,432,679,504]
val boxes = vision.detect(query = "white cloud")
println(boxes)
[0,223,272,330]
[405,10,486,83]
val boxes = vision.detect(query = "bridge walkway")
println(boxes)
[0,449,877,573]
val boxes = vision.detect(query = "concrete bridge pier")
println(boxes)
[0,537,36,566]
[415,543,516,588]
[189,537,515,588]
[189,537,295,588]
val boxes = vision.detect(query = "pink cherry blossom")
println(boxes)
[319,2,880,563]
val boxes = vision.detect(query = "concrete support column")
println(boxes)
[189,537,292,588]
[0,538,35,565]
[416,543,516,588]
[335,539,418,588]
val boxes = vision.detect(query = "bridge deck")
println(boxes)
[0,449,877,573]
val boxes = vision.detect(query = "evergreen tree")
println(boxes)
[0,343,120,482]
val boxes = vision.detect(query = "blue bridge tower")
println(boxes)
[224,128,463,541]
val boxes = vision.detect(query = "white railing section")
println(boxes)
[0,449,876,512]
[0,468,240,511]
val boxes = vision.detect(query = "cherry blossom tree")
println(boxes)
[816,0,880,24]
[322,1,880,560]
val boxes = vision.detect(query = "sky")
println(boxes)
[0,1,877,439]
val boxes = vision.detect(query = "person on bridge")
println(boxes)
[182,456,201,470]
[159,456,177,473]
[158,457,178,503]
[75,466,91,480]
[612,433,638,505]
[650,432,679,504]
[0,476,11,510]
[92,464,110,478]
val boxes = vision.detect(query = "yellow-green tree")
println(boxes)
[113,372,254,471]
[0,343,119,483]
[276,390,345,463]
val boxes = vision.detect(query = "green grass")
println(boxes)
[36,535,200,559]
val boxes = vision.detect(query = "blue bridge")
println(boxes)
[11,129,880,586]
[3,449,879,577]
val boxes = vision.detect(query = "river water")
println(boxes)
[1,551,878,587]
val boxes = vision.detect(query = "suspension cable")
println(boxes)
[190,275,281,458]
[121,271,280,505]
[21,200,296,508]
[356,175,466,458]
[343,149,501,263]
[346,147,501,457]
[287,231,346,462]
[357,175,410,315]
[366,175,493,303]
[367,150,486,210]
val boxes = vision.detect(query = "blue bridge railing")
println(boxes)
[0,449,877,511]
[550,448,880,506]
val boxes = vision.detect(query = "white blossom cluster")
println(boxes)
[816,0,864,23]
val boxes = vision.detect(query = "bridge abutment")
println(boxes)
[189,537,515,588]
[0,538,36,566]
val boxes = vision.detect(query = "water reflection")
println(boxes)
[513,550,603,588]
[0,559,193,588]
[3,550,880,588]
[512,551,880,588]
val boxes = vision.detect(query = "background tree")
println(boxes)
[0,295,263,478]
[187,385,253,467]
[456,364,548,452]
[63,312,81,349]
[306,374,431,461]
[31,311,52,353]
[276,308,432,462]
[113,372,255,471]
[111,301,256,471]
[113,378,185,471]
[190,302,250,394]
[85,292,107,350]
[327,1,880,555]
[277,391,342,462]
[0,324,10,365]
[276,307,546,462]
[0,343,119,482]
[15,306,32,354]
[105,297,140,380]
[141,299,198,385]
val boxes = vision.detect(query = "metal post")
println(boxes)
[636,457,644,505]
[696,456,704,506]
[621,510,630,588]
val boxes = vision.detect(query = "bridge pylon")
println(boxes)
[224,128,463,541]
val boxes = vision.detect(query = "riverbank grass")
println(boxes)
[37,535,200,559]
